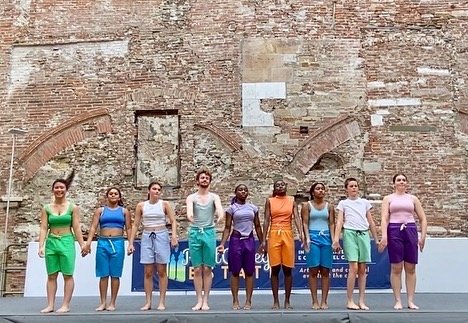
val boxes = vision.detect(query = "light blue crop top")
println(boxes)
[308,202,330,231]
[100,206,125,230]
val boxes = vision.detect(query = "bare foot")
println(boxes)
[271,303,280,310]
[56,306,70,313]
[95,304,106,311]
[243,303,252,310]
[106,305,116,311]
[140,304,151,311]
[408,303,419,310]
[393,301,403,310]
[192,302,203,311]
[346,301,360,310]
[40,306,54,313]
[312,303,320,310]
[232,303,240,310]
[284,303,293,310]
[157,303,166,311]
[201,303,210,311]
[320,303,329,310]
[359,303,370,310]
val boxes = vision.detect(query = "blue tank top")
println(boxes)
[308,202,329,231]
[100,206,125,230]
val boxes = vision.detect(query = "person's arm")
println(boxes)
[217,211,232,253]
[366,208,379,245]
[83,207,102,256]
[332,207,344,251]
[124,208,132,239]
[292,200,304,244]
[127,202,143,255]
[301,202,310,253]
[71,205,85,250]
[413,195,427,252]
[262,198,271,254]
[38,208,48,258]
[164,201,179,248]
[253,209,264,253]
[214,194,224,224]
[379,196,390,252]
[186,195,194,223]
[328,202,336,244]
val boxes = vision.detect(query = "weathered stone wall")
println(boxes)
[1,0,468,292]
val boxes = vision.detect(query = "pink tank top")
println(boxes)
[388,193,415,224]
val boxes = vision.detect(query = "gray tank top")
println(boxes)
[190,192,216,228]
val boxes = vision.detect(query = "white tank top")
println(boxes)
[142,200,166,227]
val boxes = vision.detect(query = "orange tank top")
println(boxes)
[269,196,294,229]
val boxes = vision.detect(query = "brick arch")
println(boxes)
[194,123,242,152]
[18,109,112,180]
[289,115,361,174]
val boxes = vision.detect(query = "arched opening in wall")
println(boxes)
[310,152,344,171]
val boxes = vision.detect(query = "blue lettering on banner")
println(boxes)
[131,240,390,291]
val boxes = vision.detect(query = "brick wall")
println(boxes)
[1,0,468,292]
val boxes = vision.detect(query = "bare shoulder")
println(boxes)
[210,192,221,200]
[186,193,196,203]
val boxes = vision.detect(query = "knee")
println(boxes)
[282,267,292,277]
[158,270,167,278]
[309,268,319,278]
[391,263,404,274]
[271,266,281,277]
[320,268,330,278]
[404,264,416,275]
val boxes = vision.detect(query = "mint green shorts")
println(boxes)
[188,226,216,268]
[45,233,76,275]
[343,228,371,263]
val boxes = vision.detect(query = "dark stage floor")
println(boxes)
[1,292,467,322]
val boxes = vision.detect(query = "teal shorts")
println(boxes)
[188,226,216,268]
[45,233,76,275]
[343,228,371,263]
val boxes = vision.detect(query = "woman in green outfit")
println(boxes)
[38,170,85,313]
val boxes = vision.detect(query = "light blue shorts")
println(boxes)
[96,236,125,278]
[140,230,170,264]
[306,230,332,269]
[188,226,216,268]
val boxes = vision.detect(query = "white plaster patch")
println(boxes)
[242,99,274,127]
[13,0,32,27]
[363,161,382,172]
[376,109,390,115]
[371,114,383,126]
[450,10,468,18]
[242,82,286,127]
[367,81,385,89]
[368,98,421,107]
[417,67,450,76]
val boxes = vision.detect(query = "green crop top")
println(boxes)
[46,203,74,228]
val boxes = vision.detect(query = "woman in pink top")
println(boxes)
[379,174,427,310]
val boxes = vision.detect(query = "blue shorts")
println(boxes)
[189,226,216,268]
[140,230,170,264]
[95,236,125,278]
[306,230,332,269]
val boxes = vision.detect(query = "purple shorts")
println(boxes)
[387,223,418,264]
[228,231,256,276]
